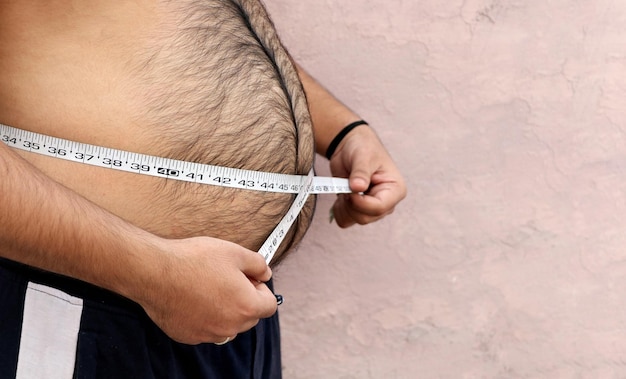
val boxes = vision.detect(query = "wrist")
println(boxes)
[103,230,168,304]
[324,120,369,159]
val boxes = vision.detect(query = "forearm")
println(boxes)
[296,64,363,156]
[0,142,161,300]
[295,63,406,229]
[0,143,279,344]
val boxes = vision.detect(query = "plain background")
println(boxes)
[266,1,626,378]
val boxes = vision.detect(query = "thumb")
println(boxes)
[348,153,373,193]
[239,250,273,283]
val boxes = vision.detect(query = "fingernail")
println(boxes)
[329,208,335,223]
[354,178,368,189]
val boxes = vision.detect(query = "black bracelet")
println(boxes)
[325,120,368,159]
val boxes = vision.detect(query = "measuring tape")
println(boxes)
[0,123,351,264]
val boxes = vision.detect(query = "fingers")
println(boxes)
[236,248,278,318]
[203,280,276,344]
[326,122,407,228]
[332,179,405,227]
[332,137,407,227]
[238,249,273,283]
[332,194,394,228]
[346,152,373,193]
[236,249,277,318]
[187,274,276,345]
[143,238,279,345]
[252,280,279,319]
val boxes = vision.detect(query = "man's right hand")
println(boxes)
[1,142,276,346]
[133,236,277,345]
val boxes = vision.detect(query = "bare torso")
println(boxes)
[0,0,315,264]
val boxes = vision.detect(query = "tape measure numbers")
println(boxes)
[0,123,351,264]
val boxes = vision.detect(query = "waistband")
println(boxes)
[0,257,276,313]
[0,257,141,312]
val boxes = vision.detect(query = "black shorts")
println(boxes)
[0,258,282,379]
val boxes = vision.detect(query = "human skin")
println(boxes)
[0,0,310,345]
[0,0,406,346]
[297,66,407,228]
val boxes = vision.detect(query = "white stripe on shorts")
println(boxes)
[16,282,83,379]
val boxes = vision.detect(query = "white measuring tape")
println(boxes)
[0,123,351,264]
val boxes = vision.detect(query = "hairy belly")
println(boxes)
[11,150,293,248]
[0,0,315,260]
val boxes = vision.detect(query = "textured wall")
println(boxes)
[265,1,626,378]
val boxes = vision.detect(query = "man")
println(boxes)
[0,0,406,377]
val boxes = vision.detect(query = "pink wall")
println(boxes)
[266,1,626,378]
